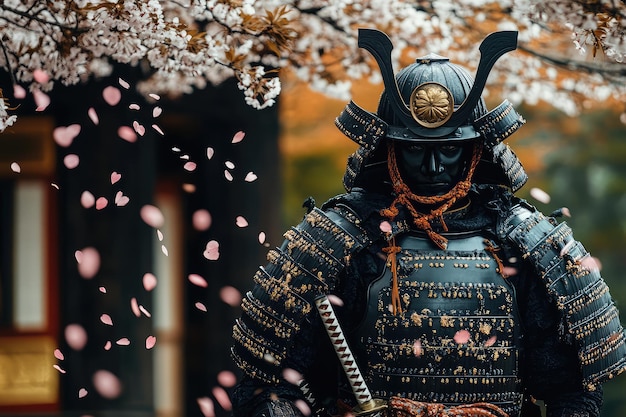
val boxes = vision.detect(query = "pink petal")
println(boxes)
[580,255,601,272]
[99,286,107,293]
[220,286,242,307]
[129,103,140,110]
[562,207,571,217]
[161,245,169,256]
[77,247,100,279]
[33,69,50,83]
[53,124,81,147]
[118,78,130,89]
[484,335,498,347]
[232,131,245,143]
[95,197,108,210]
[225,161,235,169]
[140,205,165,228]
[139,305,151,317]
[102,86,122,106]
[114,191,129,207]
[412,339,423,357]
[51,183,60,190]
[188,273,208,288]
[453,329,471,344]
[212,386,232,411]
[133,121,145,136]
[217,370,237,388]
[197,397,215,417]
[182,183,196,193]
[152,124,164,135]
[295,400,312,417]
[130,297,141,317]
[65,324,88,351]
[92,370,122,399]
[184,161,197,171]
[33,89,50,111]
[192,209,212,231]
[235,216,248,227]
[149,93,160,100]
[10,162,20,173]
[145,335,157,350]
[195,302,207,312]
[156,230,164,241]
[327,294,344,307]
[79,388,88,398]
[80,191,95,208]
[53,364,67,374]
[244,172,257,182]
[258,232,266,244]
[206,147,214,159]
[100,314,113,326]
[116,338,130,346]
[203,240,220,261]
[224,170,233,181]
[153,107,162,117]
[501,266,518,278]
[530,187,551,204]
[379,221,392,233]
[54,348,65,360]
[63,154,80,169]
[13,84,26,99]
[104,341,112,351]
[118,126,137,142]
[143,273,157,291]
[88,107,99,125]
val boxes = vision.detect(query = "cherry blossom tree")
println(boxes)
[1,0,625,132]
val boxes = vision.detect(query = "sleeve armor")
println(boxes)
[498,202,626,390]
[231,206,371,385]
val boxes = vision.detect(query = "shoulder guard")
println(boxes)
[498,202,626,390]
[232,205,372,384]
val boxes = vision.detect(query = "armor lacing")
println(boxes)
[388,396,509,417]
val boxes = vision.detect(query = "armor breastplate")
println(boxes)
[352,232,523,416]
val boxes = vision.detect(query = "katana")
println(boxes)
[315,295,387,416]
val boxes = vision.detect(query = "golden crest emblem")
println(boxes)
[409,82,454,128]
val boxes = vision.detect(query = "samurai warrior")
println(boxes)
[231,29,626,417]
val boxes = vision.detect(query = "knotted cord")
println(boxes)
[389,396,509,417]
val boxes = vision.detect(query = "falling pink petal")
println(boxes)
[88,107,99,125]
[99,286,107,293]
[172,147,181,152]
[203,240,220,261]
[140,204,165,228]
[192,209,212,231]
[33,68,50,84]
[180,154,190,161]
[118,78,130,89]
[197,397,215,417]
[295,400,312,417]
[217,370,237,388]
[183,183,196,193]
[152,124,164,135]
[53,124,81,147]
[244,172,257,182]
[139,305,151,317]
[118,126,137,143]
[184,162,197,172]
[116,338,131,346]
[232,131,245,143]
[145,336,157,350]
[156,229,164,241]
[130,297,141,317]
[100,314,113,326]
[530,187,551,204]
[65,324,88,351]
[143,273,157,291]
[188,273,208,288]
[132,121,146,136]
[114,191,129,207]
[102,86,122,106]
[195,302,207,312]
[129,103,140,110]
[54,348,65,360]
[412,339,423,357]
[207,147,214,159]
[79,388,88,398]
[81,191,95,208]
[149,93,160,100]
[225,161,235,169]
[501,266,518,278]
[10,162,20,173]
[224,170,233,181]
[51,183,60,190]
[95,197,108,210]
[63,154,80,169]
[580,255,601,271]
[562,207,571,217]
[161,245,169,256]
[104,341,112,351]
[379,221,392,233]
[484,335,498,347]
[235,216,248,228]
[77,247,100,279]
[53,364,67,374]
[153,107,162,117]
[212,386,232,411]
[453,329,471,344]
[33,89,50,111]
[258,232,266,244]
[560,240,576,257]
[13,84,26,99]
[93,370,122,399]
[220,286,242,307]
[328,294,344,307]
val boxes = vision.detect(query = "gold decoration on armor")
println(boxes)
[409,82,454,128]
